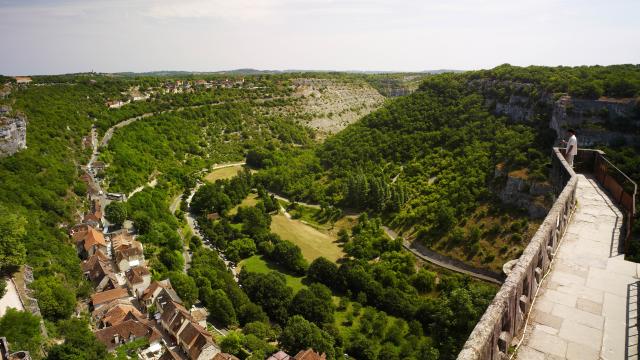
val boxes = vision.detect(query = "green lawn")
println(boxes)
[270,213,345,262]
[204,165,244,183]
[229,194,259,216]
[238,255,306,293]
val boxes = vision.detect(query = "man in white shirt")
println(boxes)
[562,129,578,167]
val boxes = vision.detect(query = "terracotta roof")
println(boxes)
[126,266,150,284]
[187,333,216,360]
[160,301,190,328]
[294,349,326,360]
[268,351,292,360]
[83,227,106,251]
[92,299,133,320]
[81,250,109,272]
[159,349,181,360]
[91,288,129,306]
[141,279,174,301]
[101,304,145,327]
[178,321,202,346]
[112,234,144,262]
[213,354,240,360]
[71,224,90,240]
[94,319,161,350]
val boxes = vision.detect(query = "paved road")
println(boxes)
[184,179,238,281]
[272,194,321,209]
[517,175,638,360]
[382,226,504,285]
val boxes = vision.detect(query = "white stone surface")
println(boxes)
[0,277,24,316]
[518,175,639,359]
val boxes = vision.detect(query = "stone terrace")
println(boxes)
[517,174,639,359]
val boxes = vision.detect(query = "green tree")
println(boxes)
[226,238,257,262]
[32,277,75,321]
[132,213,152,235]
[159,249,184,272]
[307,257,339,287]
[206,289,237,327]
[289,283,335,325]
[47,318,108,360]
[105,201,127,226]
[220,331,243,355]
[279,315,335,359]
[0,205,27,272]
[239,271,293,324]
[411,269,437,293]
[168,272,198,308]
[0,309,42,356]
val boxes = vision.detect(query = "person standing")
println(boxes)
[562,129,578,167]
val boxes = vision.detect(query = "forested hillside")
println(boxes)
[1,65,639,360]
[253,73,551,271]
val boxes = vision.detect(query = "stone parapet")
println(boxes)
[458,148,577,360]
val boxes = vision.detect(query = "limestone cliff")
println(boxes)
[551,95,640,146]
[471,78,640,146]
[0,106,27,157]
[495,166,552,219]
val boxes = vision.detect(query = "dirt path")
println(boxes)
[382,226,504,285]
[272,194,321,210]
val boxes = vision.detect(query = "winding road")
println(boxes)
[382,227,504,285]
[88,102,504,287]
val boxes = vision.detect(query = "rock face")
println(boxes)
[471,78,640,147]
[551,95,640,146]
[496,168,552,219]
[0,106,27,157]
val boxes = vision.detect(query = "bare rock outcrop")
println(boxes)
[0,106,27,157]
[495,167,552,219]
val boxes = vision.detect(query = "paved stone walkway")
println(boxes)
[518,175,639,360]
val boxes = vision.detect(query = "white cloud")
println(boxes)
[145,0,285,20]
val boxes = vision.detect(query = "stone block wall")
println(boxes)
[458,148,577,360]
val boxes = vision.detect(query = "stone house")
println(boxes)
[159,301,220,360]
[81,250,118,292]
[140,280,181,310]
[74,226,108,259]
[125,266,151,297]
[97,303,146,329]
[14,77,31,84]
[91,287,130,311]
[112,232,144,272]
[293,349,326,360]
[94,319,162,351]
[268,351,292,360]
[213,354,240,360]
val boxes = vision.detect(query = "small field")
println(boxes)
[238,255,306,293]
[270,213,344,262]
[228,194,259,216]
[204,165,244,182]
[279,200,359,238]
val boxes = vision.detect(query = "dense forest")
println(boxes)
[1,64,639,359]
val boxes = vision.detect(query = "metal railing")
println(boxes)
[457,147,637,360]
[575,149,637,252]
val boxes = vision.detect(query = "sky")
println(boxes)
[1,0,639,75]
